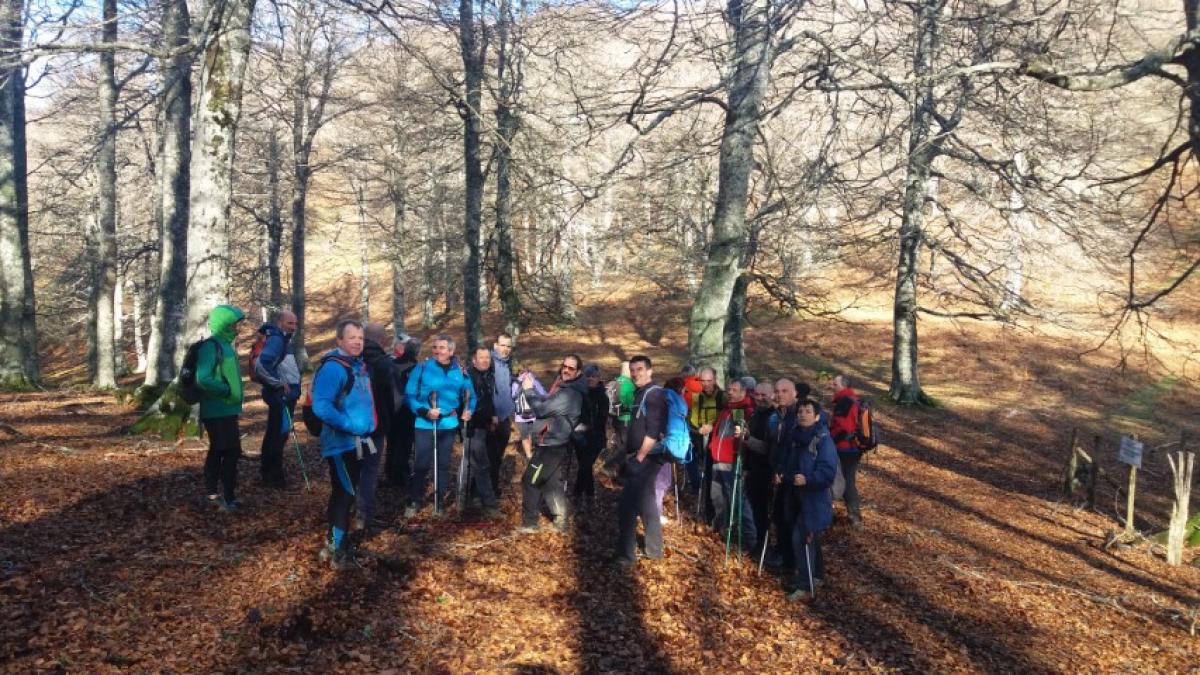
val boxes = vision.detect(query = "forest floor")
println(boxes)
[3,298,1200,673]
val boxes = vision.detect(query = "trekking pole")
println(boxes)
[805,538,816,599]
[431,391,440,515]
[724,452,744,566]
[758,482,776,575]
[672,462,681,522]
[695,432,710,520]
[457,427,471,513]
[282,407,311,490]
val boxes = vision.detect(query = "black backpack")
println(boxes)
[179,338,222,404]
[300,355,354,436]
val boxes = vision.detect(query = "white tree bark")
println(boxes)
[1167,450,1195,566]
[92,0,119,388]
[183,0,256,339]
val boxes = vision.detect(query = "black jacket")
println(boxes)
[582,383,609,448]
[362,340,397,437]
[526,375,587,447]
[467,365,498,431]
[626,384,667,455]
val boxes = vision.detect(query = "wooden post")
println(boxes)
[1062,427,1079,497]
[1122,434,1139,540]
[1086,435,1100,509]
[1166,431,1194,566]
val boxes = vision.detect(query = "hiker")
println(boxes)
[385,334,420,488]
[653,378,687,525]
[487,334,517,497]
[357,322,397,532]
[690,366,726,522]
[775,397,838,601]
[574,364,609,508]
[599,360,635,483]
[614,355,668,565]
[743,382,776,557]
[196,305,247,512]
[512,367,546,465]
[465,346,501,517]
[766,378,802,567]
[311,319,377,570]
[829,374,865,527]
[517,354,587,534]
[405,334,475,518]
[253,309,299,489]
[706,379,757,552]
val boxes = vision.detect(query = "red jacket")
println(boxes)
[830,386,859,451]
[708,396,755,463]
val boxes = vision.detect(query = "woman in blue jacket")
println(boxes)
[404,334,476,517]
[312,320,377,570]
[776,397,838,601]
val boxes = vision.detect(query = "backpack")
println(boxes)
[832,394,879,452]
[391,360,416,414]
[637,386,692,464]
[605,380,621,417]
[300,355,354,436]
[856,398,879,451]
[246,329,269,384]
[179,338,222,404]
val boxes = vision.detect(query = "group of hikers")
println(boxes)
[183,305,876,602]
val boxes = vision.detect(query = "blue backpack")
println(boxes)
[637,386,693,464]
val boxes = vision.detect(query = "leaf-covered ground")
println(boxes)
[2,313,1199,673]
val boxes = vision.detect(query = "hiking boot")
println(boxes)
[219,498,241,514]
[787,588,813,603]
[610,555,637,569]
[849,513,864,529]
[483,507,504,521]
[516,524,540,535]
[352,515,366,532]
[403,504,417,519]
[329,549,356,572]
[318,543,334,563]
[552,515,570,534]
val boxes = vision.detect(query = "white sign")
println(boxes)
[1118,436,1143,469]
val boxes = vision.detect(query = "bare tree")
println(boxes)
[0,0,39,389]
[92,0,120,388]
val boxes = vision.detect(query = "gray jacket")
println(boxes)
[526,375,587,447]
[492,350,515,419]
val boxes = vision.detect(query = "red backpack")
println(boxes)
[246,330,268,384]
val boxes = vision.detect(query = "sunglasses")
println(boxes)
[560,364,577,371]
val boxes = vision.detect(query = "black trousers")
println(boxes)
[573,433,604,498]
[485,418,512,496]
[784,487,824,590]
[327,452,362,550]
[839,451,863,519]
[744,452,773,553]
[203,415,241,502]
[616,454,665,561]
[385,408,416,487]
[260,397,294,486]
[521,444,569,527]
[408,427,457,508]
[465,427,498,508]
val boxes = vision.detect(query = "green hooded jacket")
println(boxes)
[195,304,245,419]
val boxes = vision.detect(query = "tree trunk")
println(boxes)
[184,0,255,341]
[1001,152,1030,314]
[687,0,773,371]
[357,181,370,321]
[493,0,521,340]
[92,0,119,388]
[1166,450,1194,566]
[0,0,39,389]
[889,0,941,406]
[115,265,128,377]
[389,167,407,336]
[724,272,749,380]
[459,0,485,353]
[265,125,283,310]
[132,275,148,373]
[143,0,191,387]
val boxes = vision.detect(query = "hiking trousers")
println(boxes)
[260,397,294,486]
[485,418,512,497]
[408,427,457,508]
[203,415,241,503]
[522,443,569,527]
[327,452,362,550]
[356,431,385,523]
[616,454,665,562]
[839,451,863,521]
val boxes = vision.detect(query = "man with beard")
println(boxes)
[517,354,587,534]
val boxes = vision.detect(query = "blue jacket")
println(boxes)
[406,357,477,431]
[491,350,515,419]
[779,421,838,533]
[255,324,298,404]
[312,349,377,457]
